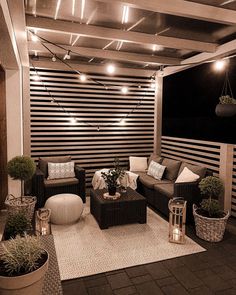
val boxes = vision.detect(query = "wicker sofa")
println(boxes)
[32,156,86,208]
[136,154,212,222]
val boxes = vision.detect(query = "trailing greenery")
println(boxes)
[198,176,224,218]
[5,211,31,239]
[0,234,45,276]
[219,95,236,104]
[7,156,36,181]
[101,158,125,189]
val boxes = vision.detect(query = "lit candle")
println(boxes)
[41,227,47,235]
[173,227,181,242]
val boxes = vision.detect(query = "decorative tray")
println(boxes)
[103,192,121,200]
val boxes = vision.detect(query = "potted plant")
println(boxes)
[6,156,36,221]
[4,211,31,240]
[0,234,49,295]
[101,158,125,196]
[193,176,230,242]
[215,95,236,117]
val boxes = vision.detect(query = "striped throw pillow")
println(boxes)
[147,160,166,180]
[47,162,75,180]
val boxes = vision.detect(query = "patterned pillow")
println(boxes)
[147,160,166,180]
[47,162,75,180]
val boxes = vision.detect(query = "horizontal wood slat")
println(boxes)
[30,68,155,188]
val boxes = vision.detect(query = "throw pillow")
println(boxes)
[162,158,182,181]
[47,161,75,180]
[175,167,200,183]
[178,162,207,179]
[147,161,166,180]
[129,156,148,172]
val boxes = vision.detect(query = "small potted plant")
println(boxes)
[4,211,31,240]
[6,156,36,221]
[193,176,230,242]
[0,234,49,295]
[101,158,125,196]
[215,95,236,117]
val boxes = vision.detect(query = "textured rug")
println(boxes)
[52,200,205,280]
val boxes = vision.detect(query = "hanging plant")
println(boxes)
[215,72,236,117]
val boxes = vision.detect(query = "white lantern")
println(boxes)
[168,198,187,244]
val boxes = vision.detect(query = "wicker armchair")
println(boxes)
[32,156,86,208]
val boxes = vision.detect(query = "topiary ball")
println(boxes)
[199,176,224,199]
[7,156,36,181]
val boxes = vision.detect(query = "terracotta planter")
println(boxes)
[0,252,49,295]
[215,104,236,117]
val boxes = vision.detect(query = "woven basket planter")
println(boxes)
[5,194,37,222]
[193,204,229,242]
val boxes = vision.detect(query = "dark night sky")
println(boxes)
[163,57,236,144]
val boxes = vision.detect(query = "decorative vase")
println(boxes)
[0,252,49,295]
[215,104,236,117]
[108,186,116,196]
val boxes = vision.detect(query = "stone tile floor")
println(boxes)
[62,212,236,295]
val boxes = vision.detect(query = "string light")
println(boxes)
[119,119,126,125]
[52,55,57,62]
[121,86,128,94]
[32,35,38,42]
[150,82,156,89]
[70,117,77,124]
[32,74,40,81]
[80,74,87,82]
[64,50,71,60]
[214,59,227,71]
[106,63,116,74]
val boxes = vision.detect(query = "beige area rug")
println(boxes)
[51,200,205,281]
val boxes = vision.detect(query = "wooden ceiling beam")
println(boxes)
[28,41,182,65]
[26,15,217,53]
[101,0,236,26]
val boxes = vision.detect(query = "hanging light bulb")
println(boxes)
[214,59,227,71]
[64,50,71,60]
[106,63,116,74]
[70,117,77,124]
[80,74,87,82]
[121,86,128,94]
[32,35,38,42]
[32,74,40,81]
[52,55,57,62]
[120,119,126,125]
[97,125,100,131]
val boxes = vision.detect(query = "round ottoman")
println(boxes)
[45,193,83,225]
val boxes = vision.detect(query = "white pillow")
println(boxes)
[129,156,147,172]
[147,160,166,180]
[175,167,199,183]
[48,161,75,180]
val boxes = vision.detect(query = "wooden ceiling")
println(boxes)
[25,0,236,72]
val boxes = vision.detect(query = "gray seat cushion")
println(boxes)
[148,154,163,166]
[139,173,172,189]
[39,156,71,178]
[44,177,78,188]
[154,183,174,198]
[162,158,182,181]
[178,162,207,180]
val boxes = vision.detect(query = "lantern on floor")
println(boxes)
[36,208,51,235]
[168,198,187,244]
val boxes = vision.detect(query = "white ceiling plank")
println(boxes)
[26,15,217,53]
[163,39,236,76]
[28,41,182,65]
[101,0,236,26]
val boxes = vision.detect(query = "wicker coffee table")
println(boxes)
[90,188,147,229]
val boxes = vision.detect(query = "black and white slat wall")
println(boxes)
[30,68,155,187]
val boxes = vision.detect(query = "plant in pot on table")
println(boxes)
[101,158,125,197]
[193,176,230,242]
[0,234,49,295]
[6,156,36,222]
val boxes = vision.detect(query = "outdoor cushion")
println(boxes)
[39,156,71,177]
[154,183,174,198]
[129,156,148,172]
[44,177,78,188]
[147,161,166,180]
[175,167,199,183]
[48,162,75,180]
[139,174,172,189]
[148,154,163,166]
[178,162,207,179]
[162,158,182,181]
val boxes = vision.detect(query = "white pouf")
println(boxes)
[45,193,83,225]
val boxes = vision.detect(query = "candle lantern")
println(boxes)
[168,198,186,244]
[36,208,51,236]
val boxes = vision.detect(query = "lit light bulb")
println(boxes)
[52,55,57,62]
[214,60,226,71]
[32,35,38,42]
[151,82,156,89]
[121,86,128,94]
[106,64,115,74]
[80,74,87,82]
[120,119,126,125]
[70,117,77,124]
[64,51,71,60]
[32,74,40,81]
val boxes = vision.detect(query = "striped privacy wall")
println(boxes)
[30,68,155,187]
[232,146,236,217]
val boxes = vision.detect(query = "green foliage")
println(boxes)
[219,95,236,104]
[0,234,45,276]
[199,176,224,198]
[200,199,222,218]
[7,156,36,181]
[101,158,125,188]
[5,211,31,239]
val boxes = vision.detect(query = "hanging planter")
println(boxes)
[215,72,236,117]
